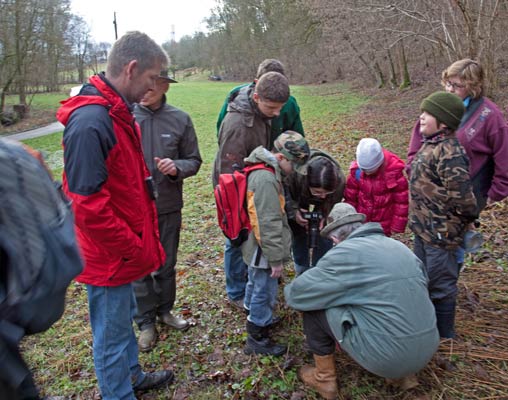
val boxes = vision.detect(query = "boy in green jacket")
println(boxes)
[242,132,309,356]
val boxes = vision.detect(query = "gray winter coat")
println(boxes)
[212,85,271,186]
[135,95,202,214]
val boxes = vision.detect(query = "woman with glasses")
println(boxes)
[285,151,345,275]
[407,59,508,213]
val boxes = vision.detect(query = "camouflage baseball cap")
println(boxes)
[273,131,310,166]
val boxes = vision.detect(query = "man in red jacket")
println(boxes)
[57,31,174,399]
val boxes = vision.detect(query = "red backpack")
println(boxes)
[214,163,274,247]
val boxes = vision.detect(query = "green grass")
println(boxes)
[4,90,69,110]
[20,80,369,399]
[17,78,508,400]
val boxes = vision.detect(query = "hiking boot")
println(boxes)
[244,320,287,356]
[138,325,157,352]
[133,370,174,393]
[244,335,287,356]
[159,312,190,331]
[299,354,338,399]
[269,315,282,328]
[228,297,245,311]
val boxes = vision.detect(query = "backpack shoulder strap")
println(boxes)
[242,163,274,175]
[355,168,361,181]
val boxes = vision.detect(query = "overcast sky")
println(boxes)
[70,0,217,44]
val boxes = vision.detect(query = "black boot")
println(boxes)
[434,300,456,339]
[245,321,287,356]
[133,370,175,392]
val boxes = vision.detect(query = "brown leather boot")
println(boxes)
[299,354,338,399]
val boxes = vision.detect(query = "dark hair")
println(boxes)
[256,59,285,79]
[308,156,339,192]
[254,71,290,103]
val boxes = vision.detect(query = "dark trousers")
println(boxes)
[133,211,181,330]
[414,236,458,338]
[302,310,337,356]
[413,236,458,302]
[290,221,333,274]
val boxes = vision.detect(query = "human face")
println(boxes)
[361,166,380,175]
[128,62,163,104]
[278,155,294,175]
[309,187,334,199]
[139,79,169,110]
[444,77,468,100]
[419,111,442,136]
[253,93,285,118]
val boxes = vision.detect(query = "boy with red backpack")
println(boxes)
[240,132,309,356]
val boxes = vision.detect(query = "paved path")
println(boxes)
[5,121,64,141]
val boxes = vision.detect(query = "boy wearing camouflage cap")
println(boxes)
[242,131,309,356]
[409,91,478,339]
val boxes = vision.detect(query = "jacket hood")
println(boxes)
[228,85,253,114]
[244,146,282,180]
[56,74,132,126]
[227,85,269,125]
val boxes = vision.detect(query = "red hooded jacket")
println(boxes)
[56,74,165,286]
[344,149,408,236]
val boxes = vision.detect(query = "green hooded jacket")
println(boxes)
[284,223,439,379]
[241,146,292,268]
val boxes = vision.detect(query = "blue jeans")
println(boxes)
[87,284,145,400]
[224,238,247,301]
[244,265,278,327]
[291,223,333,275]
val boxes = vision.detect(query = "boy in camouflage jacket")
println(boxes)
[409,91,478,339]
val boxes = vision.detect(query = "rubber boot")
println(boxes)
[244,321,287,356]
[299,354,338,399]
[434,300,456,339]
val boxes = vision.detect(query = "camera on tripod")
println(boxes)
[302,209,323,251]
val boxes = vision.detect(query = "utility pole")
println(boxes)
[113,12,118,40]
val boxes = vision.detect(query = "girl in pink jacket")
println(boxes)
[344,138,408,236]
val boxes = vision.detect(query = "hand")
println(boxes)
[319,216,326,230]
[154,157,177,176]
[270,263,283,279]
[295,209,308,227]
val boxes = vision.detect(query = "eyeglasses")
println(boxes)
[445,81,466,90]
[309,187,335,197]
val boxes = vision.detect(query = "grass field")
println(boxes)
[21,80,370,399]
[18,79,508,399]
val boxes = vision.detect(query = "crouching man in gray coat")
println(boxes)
[284,203,439,399]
